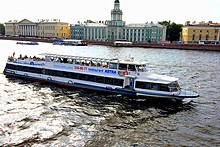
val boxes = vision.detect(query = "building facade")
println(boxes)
[5,19,69,38]
[70,0,166,43]
[181,21,220,44]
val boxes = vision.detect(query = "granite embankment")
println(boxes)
[88,40,220,51]
[1,36,220,51]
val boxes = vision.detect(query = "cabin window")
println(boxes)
[63,71,72,78]
[78,73,87,80]
[96,76,105,83]
[136,81,147,89]
[72,73,78,79]
[87,75,96,82]
[136,65,148,72]
[31,67,43,74]
[47,69,54,76]
[128,64,136,71]
[105,77,114,84]
[119,64,127,70]
[18,66,29,72]
[109,63,117,69]
[6,64,17,70]
[114,79,124,86]
[29,67,36,73]
[168,82,180,92]
[159,84,169,92]
[54,71,63,77]
[149,83,158,90]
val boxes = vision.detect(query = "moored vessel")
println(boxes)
[53,39,87,46]
[4,53,199,101]
[16,41,39,45]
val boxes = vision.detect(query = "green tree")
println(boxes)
[159,21,183,43]
[0,23,5,35]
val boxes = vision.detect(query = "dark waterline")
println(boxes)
[0,40,220,146]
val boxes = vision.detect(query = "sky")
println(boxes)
[0,0,220,25]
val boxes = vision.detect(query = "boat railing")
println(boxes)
[7,55,45,65]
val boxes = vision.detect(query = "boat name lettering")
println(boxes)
[104,69,117,74]
[88,68,104,73]
[17,61,44,66]
[54,65,73,70]
[74,66,116,74]
[74,66,87,70]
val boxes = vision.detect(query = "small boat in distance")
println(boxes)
[113,39,133,47]
[4,53,199,101]
[16,41,39,45]
[53,39,87,46]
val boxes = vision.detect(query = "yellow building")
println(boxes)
[37,19,69,38]
[5,19,69,39]
[181,21,220,44]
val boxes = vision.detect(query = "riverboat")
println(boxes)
[16,41,39,45]
[4,53,199,101]
[53,39,87,46]
[113,41,133,47]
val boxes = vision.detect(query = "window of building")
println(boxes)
[192,34,195,41]
[206,34,209,40]
[199,34,202,40]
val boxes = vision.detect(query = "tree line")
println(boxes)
[0,23,5,35]
[0,21,182,42]
[159,21,183,43]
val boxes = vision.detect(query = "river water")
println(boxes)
[0,40,219,146]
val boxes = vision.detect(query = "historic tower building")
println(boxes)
[70,0,166,42]
[107,0,125,27]
[111,0,122,21]
[106,0,125,41]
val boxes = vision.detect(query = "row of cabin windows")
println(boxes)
[6,64,172,92]
[136,81,170,92]
[6,64,124,86]
[46,57,137,71]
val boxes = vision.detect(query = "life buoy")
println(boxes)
[47,77,52,81]
[124,70,128,75]
[118,71,124,76]
[68,80,73,85]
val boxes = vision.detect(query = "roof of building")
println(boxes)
[126,23,164,28]
[86,23,107,27]
[184,21,220,27]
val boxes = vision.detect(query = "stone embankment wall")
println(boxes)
[88,40,220,51]
[1,36,219,51]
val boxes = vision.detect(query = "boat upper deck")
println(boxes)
[6,53,179,84]
[41,53,148,65]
